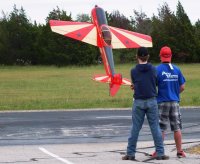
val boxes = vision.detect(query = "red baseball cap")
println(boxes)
[160,46,172,62]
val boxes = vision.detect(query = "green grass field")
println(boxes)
[0,64,199,110]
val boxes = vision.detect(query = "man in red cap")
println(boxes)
[154,46,186,158]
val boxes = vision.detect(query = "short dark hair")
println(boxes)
[137,55,149,62]
[137,47,148,57]
[137,47,149,62]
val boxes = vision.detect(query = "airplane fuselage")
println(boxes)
[91,6,115,77]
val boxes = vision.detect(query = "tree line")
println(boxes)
[0,1,200,66]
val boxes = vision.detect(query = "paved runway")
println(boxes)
[0,108,199,163]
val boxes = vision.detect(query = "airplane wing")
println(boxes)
[108,26,153,49]
[49,20,97,46]
[49,20,152,49]
[92,74,131,85]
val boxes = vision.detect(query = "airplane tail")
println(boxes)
[92,74,131,96]
[109,83,121,97]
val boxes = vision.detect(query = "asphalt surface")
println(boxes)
[0,108,200,163]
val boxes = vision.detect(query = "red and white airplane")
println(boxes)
[49,5,152,96]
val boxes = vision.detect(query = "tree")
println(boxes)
[1,2,199,65]
[150,1,199,62]
[195,20,200,37]
[36,7,73,65]
[130,10,152,35]
[175,1,198,62]
[76,13,91,22]
[194,20,200,42]
[46,6,72,23]
[0,5,37,65]
[150,3,177,62]
[107,10,133,30]
[0,13,10,64]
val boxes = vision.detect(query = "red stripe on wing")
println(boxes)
[113,27,152,42]
[92,75,111,83]
[65,25,95,41]
[122,78,132,85]
[110,28,140,48]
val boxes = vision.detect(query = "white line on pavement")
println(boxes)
[39,147,74,164]
[96,116,131,119]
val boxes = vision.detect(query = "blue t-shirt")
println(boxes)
[131,63,157,99]
[156,63,186,103]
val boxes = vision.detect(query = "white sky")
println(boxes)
[0,0,199,24]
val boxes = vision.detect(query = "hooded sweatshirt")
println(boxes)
[131,63,157,99]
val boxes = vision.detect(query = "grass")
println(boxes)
[0,63,199,110]
[178,64,200,106]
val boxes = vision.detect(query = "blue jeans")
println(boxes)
[127,97,164,157]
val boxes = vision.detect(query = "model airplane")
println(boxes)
[49,5,152,96]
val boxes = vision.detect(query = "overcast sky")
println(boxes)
[0,0,199,24]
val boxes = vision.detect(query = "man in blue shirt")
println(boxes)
[156,46,186,158]
[122,47,169,161]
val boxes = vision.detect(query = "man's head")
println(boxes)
[137,47,149,62]
[160,46,172,63]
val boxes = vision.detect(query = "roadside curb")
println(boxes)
[0,106,200,113]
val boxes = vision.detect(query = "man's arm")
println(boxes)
[180,84,185,93]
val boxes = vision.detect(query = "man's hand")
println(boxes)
[130,84,134,90]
